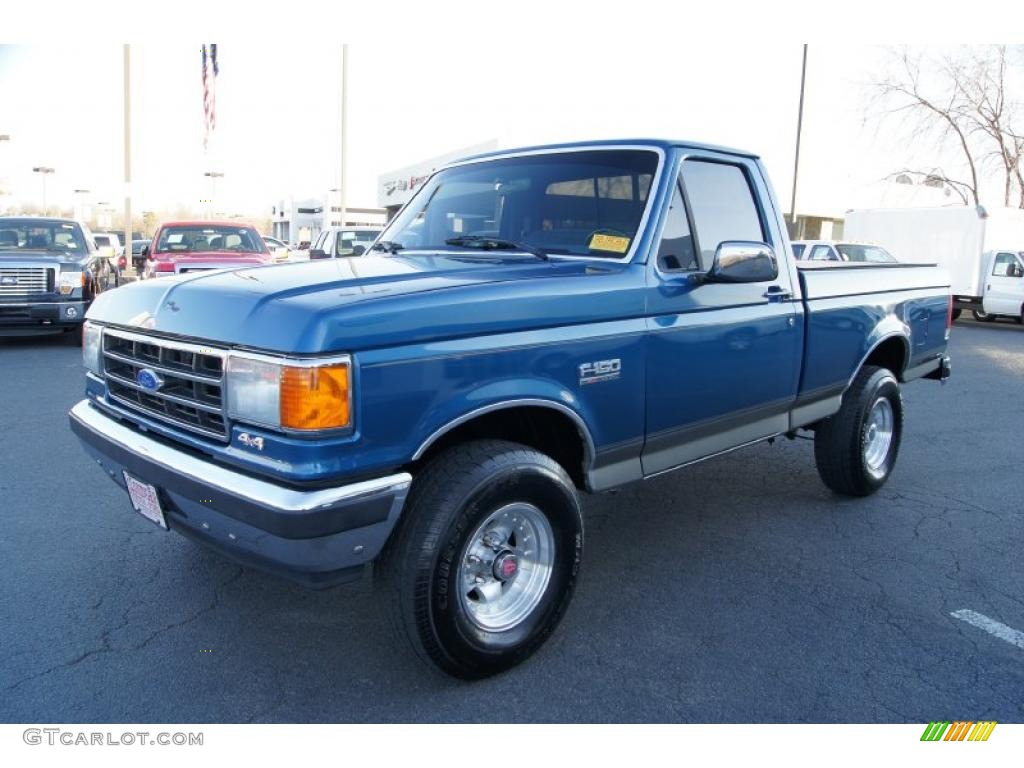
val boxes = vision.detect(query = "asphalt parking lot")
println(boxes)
[1,320,1022,724]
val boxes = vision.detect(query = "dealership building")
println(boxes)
[377,141,497,221]
[270,194,387,245]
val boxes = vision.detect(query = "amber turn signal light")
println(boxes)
[280,363,351,431]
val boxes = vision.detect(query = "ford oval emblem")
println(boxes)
[0,276,16,286]
[136,368,164,392]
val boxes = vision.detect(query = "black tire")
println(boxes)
[377,439,583,679]
[951,308,962,321]
[973,309,994,322]
[1016,305,1023,325]
[66,324,84,346]
[813,365,903,497]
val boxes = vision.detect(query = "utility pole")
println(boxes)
[790,44,808,239]
[339,44,348,229]
[124,44,133,260]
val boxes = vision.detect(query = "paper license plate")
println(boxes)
[123,472,168,530]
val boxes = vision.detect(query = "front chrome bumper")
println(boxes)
[69,399,411,587]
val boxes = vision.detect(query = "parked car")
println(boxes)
[309,227,382,259]
[130,239,151,275]
[142,221,273,277]
[844,206,1024,322]
[791,240,898,264]
[0,217,119,342]
[91,232,124,275]
[262,235,294,263]
[70,139,951,679]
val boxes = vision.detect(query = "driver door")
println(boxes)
[643,155,802,476]
[985,252,1024,315]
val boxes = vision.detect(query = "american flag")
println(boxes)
[201,44,219,148]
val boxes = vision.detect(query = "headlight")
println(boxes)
[82,322,103,374]
[226,355,351,432]
[59,270,85,295]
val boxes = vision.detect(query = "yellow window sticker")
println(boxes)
[589,233,631,254]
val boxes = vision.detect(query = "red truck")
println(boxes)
[142,221,272,278]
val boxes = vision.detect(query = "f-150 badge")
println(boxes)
[579,358,621,385]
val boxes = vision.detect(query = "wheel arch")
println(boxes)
[410,399,596,490]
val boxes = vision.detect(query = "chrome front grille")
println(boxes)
[0,267,52,296]
[101,328,229,440]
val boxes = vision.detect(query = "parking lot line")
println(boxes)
[951,609,1024,651]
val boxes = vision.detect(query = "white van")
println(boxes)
[844,206,1024,323]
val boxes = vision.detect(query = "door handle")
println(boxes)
[763,286,792,301]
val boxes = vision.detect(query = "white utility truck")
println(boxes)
[844,206,1024,322]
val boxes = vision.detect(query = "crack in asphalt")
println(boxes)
[3,566,244,694]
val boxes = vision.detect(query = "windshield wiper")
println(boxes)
[444,236,549,261]
[371,240,404,254]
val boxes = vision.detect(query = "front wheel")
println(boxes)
[377,439,583,679]
[973,309,994,322]
[813,365,904,496]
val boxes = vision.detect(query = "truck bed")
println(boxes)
[796,262,950,409]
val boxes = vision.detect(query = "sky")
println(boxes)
[0,43,991,220]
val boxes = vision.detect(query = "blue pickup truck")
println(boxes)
[70,139,951,678]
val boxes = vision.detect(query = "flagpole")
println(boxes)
[123,44,132,274]
[339,44,348,229]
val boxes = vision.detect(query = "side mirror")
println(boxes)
[706,241,778,283]
[352,245,366,256]
[1013,263,1024,278]
[309,248,328,260]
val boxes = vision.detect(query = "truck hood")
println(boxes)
[0,250,93,269]
[86,253,644,353]
[151,250,271,265]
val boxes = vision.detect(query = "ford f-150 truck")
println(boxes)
[0,217,119,341]
[69,139,951,678]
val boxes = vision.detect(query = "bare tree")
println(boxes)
[869,46,1024,208]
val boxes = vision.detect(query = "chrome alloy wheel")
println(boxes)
[458,502,555,632]
[863,397,894,478]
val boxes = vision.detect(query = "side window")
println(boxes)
[681,160,765,267]
[656,183,697,271]
[809,244,834,261]
[992,252,1016,276]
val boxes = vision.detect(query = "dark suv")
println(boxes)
[0,217,118,342]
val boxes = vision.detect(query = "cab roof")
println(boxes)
[456,138,759,164]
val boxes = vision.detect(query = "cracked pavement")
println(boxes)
[1,319,1021,723]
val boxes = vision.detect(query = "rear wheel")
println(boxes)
[377,439,583,679]
[813,365,903,497]
[973,309,994,322]
[951,308,962,321]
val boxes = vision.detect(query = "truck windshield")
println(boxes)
[155,226,265,254]
[0,220,88,253]
[378,149,660,258]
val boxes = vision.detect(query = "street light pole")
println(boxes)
[32,166,55,214]
[789,44,808,239]
[73,188,90,221]
[204,171,224,217]
[123,44,133,261]
[339,44,348,229]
